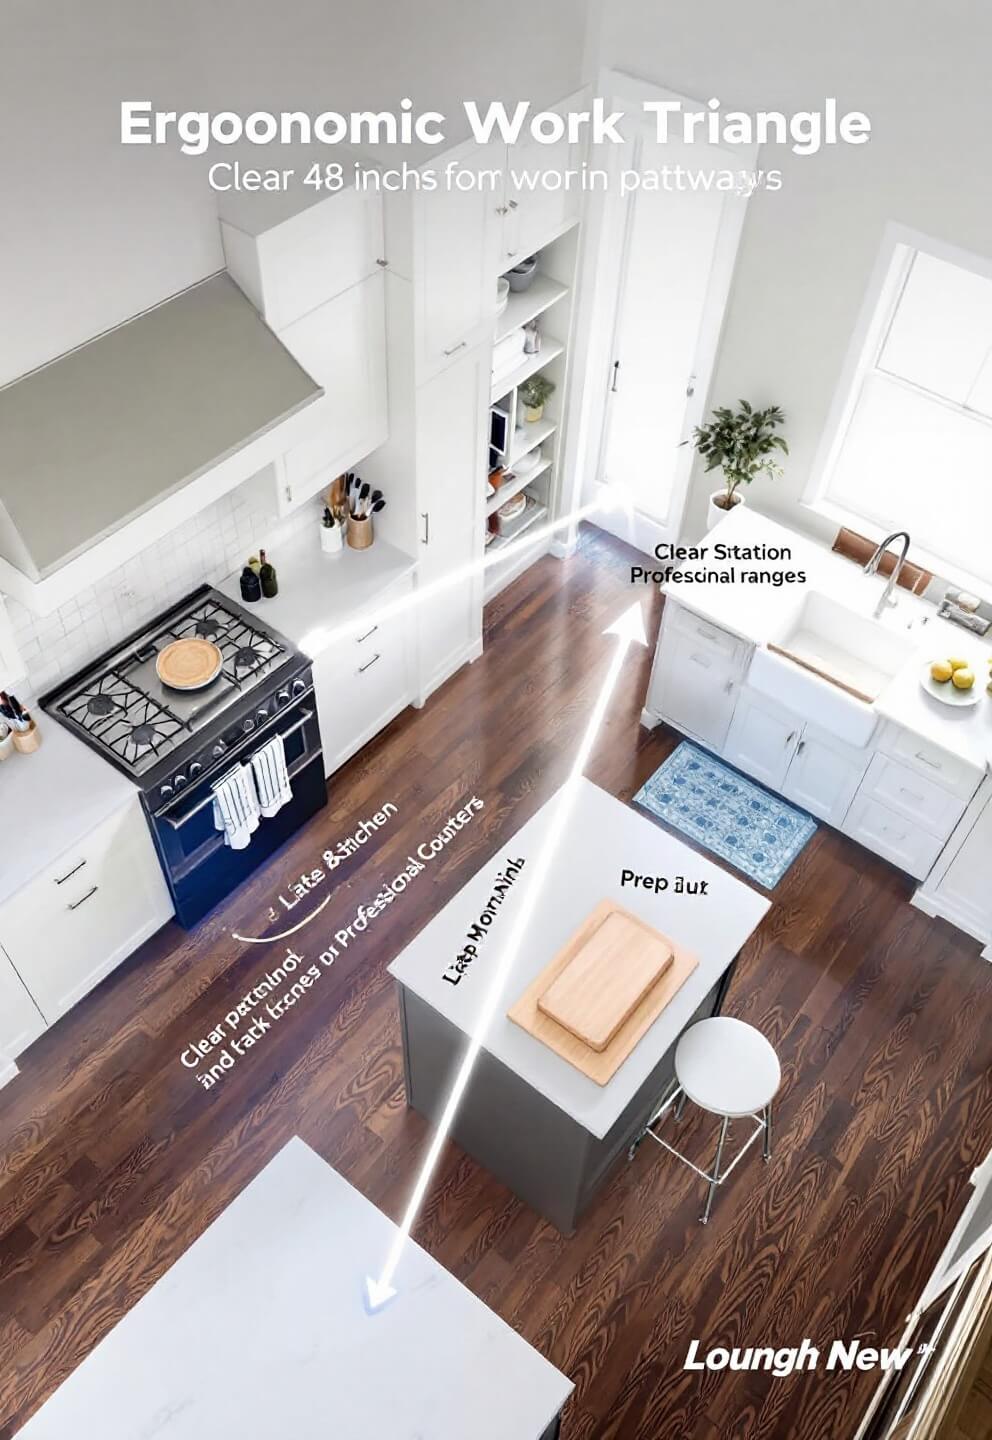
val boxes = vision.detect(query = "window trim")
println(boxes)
[803,223,992,590]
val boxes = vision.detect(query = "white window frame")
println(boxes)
[804,222,992,591]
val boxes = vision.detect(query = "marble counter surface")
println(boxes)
[389,779,770,1140]
[660,507,992,772]
[0,714,137,905]
[16,1137,572,1439]
[218,526,416,660]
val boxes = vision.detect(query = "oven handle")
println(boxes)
[161,709,316,830]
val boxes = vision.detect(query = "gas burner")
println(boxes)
[193,618,224,639]
[130,722,160,749]
[233,645,262,671]
[87,694,118,718]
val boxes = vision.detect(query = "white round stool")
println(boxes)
[630,1017,781,1225]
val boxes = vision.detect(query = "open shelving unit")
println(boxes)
[484,225,579,604]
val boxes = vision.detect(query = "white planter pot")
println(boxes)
[707,489,744,531]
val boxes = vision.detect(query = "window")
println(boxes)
[809,235,992,589]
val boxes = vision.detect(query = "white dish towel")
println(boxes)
[212,763,261,850]
[251,732,293,818]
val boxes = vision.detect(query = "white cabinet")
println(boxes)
[276,273,388,513]
[0,944,45,1058]
[645,605,746,751]
[0,799,172,1023]
[500,95,584,268]
[724,688,800,791]
[312,578,414,778]
[414,348,488,694]
[914,778,992,945]
[385,137,502,381]
[782,725,870,828]
[221,185,384,331]
[843,792,946,880]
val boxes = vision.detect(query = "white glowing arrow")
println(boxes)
[364,600,648,1312]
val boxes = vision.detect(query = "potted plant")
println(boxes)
[687,401,788,530]
[519,374,555,423]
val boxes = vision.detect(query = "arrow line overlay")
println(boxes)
[365,600,648,1312]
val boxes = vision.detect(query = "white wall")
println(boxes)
[592,0,992,544]
[1,0,587,388]
[0,0,222,387]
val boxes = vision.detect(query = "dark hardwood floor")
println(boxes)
[2,524,991,1439]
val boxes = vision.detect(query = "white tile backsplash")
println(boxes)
[4,479,318,697]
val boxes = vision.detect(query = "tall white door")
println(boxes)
[595,92,756,555]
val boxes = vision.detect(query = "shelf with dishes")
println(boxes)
[509,417,557,466]
[485,494,548,554]
[486,453,553,518]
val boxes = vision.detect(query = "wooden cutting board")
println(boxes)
[537,903,674,1052]
[508,901,700,1086]
[156,638,223,690]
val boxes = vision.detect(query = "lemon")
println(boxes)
[948,656,969,671]
[951,667,975,690]
[930,659,953,683]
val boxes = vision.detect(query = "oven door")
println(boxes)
[152,698,325,928]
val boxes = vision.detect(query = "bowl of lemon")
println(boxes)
[920,653,983,707]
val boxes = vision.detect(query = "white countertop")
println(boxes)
[388,779,770,1140]
[0,715,137,906]
[663,507,992,773]
[218,527,416,659]
[16,1137,572,1440]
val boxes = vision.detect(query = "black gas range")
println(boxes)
[43,586,326,928]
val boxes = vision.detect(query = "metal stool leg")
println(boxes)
[701,1116,729,1225]
[763,1102,772,1162]
[674,1091,688,1123]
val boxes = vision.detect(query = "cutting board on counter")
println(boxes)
[508,900,699,1085]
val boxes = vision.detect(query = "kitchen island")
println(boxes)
[15,1137,572,1440]
[388,779,770,1233]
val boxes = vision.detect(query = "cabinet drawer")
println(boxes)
[842,793,945,879]
[666,604,745,664]
[860,754,966,838]
[0,801,172,1021]
[314,593,413,775]
[881,727,983,802]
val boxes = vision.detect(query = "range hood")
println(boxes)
[0,273,323,583]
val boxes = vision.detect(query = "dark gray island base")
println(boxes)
[388,780,769,1236]
[398,967,735,1234]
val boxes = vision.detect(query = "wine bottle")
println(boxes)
[259,548,279,598]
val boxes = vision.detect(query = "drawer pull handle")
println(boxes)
[914,751,941,771]
[443,341,467,357]
[689,653,711,669]
[899,787,924,802]
[68,886,98,912]
[356,624,379,644]
[785,730,797,746]
[54,859,86,886]
[358,653,381,674]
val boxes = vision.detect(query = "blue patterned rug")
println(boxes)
[634,742,817,888]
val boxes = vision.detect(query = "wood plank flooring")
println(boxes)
[2,524,992,1439]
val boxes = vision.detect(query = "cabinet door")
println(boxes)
[932,796,992,938]
[279,273,388,511]
[843,793,945,880]
[650,624,739,751]
[415,347,488,696]
[414,138,502,378]
[782,728,869,826]
[503,97,582,266]
[226,187,384,332]
[724,689,800,791]
[0,800,172,1022]
[0,945,45,1058]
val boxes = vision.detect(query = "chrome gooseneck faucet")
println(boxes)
[864,531,911,618]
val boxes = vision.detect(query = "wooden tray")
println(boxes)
[156,638,223,690]
[537,902,674,1052]
[508,901,700,1086]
